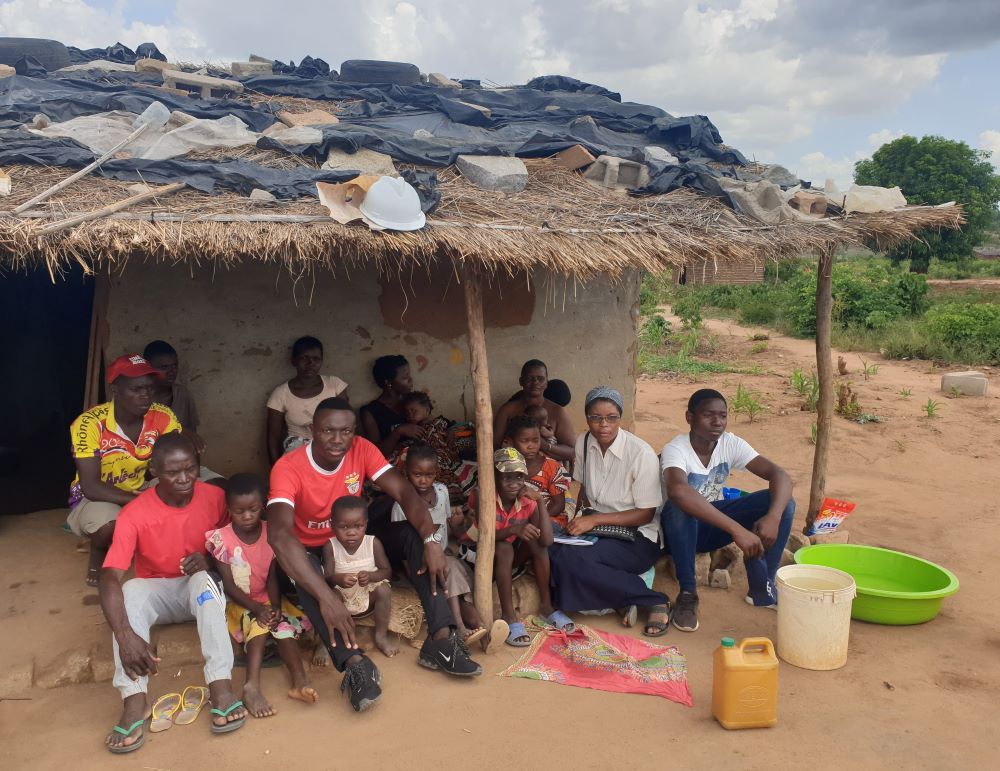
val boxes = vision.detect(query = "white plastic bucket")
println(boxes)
[776,564,857,670]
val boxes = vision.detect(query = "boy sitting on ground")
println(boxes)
[206,473,316,719]
[660,388,795,633]
[464,448,574,647]
[323,496,398,658]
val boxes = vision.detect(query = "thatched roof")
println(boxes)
[0,158,964,280]
[0,65,965,280]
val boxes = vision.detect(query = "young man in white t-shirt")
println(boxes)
[660,389,795,632]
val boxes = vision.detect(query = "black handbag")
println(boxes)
[580,432,639,543]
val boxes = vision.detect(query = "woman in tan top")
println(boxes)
[266,336,348,464]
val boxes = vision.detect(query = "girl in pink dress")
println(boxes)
[206,474,314,719]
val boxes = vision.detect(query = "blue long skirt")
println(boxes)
[550,536,666,612]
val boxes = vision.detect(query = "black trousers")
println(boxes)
[367,518,452,636]
[291,547,364,671]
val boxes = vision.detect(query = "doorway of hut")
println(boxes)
[0,265,96,514]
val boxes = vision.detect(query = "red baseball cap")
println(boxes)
[106,354,164,384]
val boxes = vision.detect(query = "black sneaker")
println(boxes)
[340,656,382,712]
[672,591,700,632]
[419,631,483,677]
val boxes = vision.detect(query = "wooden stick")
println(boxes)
[39,183,185,235]
[807,245,836,531]
[13,122,151,214]
[83,275,110,410]
[462,262,497,622]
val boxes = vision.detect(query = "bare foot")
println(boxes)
[374,631,399,658]
[242,683,276,718]
[287,685,319,704]
[104,694,149,752]
[207,680,249,728]
[312,643,332,668]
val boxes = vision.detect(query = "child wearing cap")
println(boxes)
[461,447,575,647]
[66,353,181,588]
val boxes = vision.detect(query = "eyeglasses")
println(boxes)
[586,414,621,425]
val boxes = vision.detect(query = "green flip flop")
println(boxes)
[209,700,247,734]
[107,718,145,754]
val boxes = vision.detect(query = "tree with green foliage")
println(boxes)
[854,136,1000,271]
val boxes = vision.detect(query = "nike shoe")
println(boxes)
[340,656,382,712]
[745,558,778,609]
[418,631,483,677]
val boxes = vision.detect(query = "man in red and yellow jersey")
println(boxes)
[67,354,181,587]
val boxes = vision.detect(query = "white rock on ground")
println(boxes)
[455,154,528,193]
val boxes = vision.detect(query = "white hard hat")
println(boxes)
[359,176,426,231]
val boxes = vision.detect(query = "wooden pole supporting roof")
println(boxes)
[461,263,497,621]
[807,245,836,530]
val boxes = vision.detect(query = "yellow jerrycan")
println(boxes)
[712,636,778,729]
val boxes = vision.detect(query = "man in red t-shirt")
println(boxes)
[99,433,247,754]
[268,397,481,712]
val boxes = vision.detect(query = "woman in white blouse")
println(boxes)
[265,336,349,464]
[549,386,671,637]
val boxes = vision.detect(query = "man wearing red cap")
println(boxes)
[67,354,181,587]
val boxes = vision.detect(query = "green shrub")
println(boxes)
[925,303,1000,360]
[672,292,704,330]
[789,261,929,336]
[640,314,673,348]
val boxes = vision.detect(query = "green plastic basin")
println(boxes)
[794,544,959,625]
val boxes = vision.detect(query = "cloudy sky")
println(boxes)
[2,0,998,186]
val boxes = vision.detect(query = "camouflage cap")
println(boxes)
[493,446,528,474]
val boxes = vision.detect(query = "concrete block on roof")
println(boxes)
[0,63,16,79]
[941,371,989,397]
[249,54,275,64]
[135,58,173,75]
[554,144,596,171]
[162,69,244,99]
[322,147,398,177]
[277,109,339,127]
[427,72,461,88]
[643,145,679,165]
[583,154,650,190]
[456,155,528,193]
[788,190,828,217]
[231,60,273,77]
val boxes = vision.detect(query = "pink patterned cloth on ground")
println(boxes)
[499,620,693,707]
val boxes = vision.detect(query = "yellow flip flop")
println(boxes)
[174,686,208,726]
[149,692,182,733]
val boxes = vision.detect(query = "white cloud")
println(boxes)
[0,0,986,169]
[795,150,867,191]
[0,0,205,62]
[980,130,1000,169]
[868,129,905,150]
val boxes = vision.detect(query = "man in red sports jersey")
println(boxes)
[267,398,481,714]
